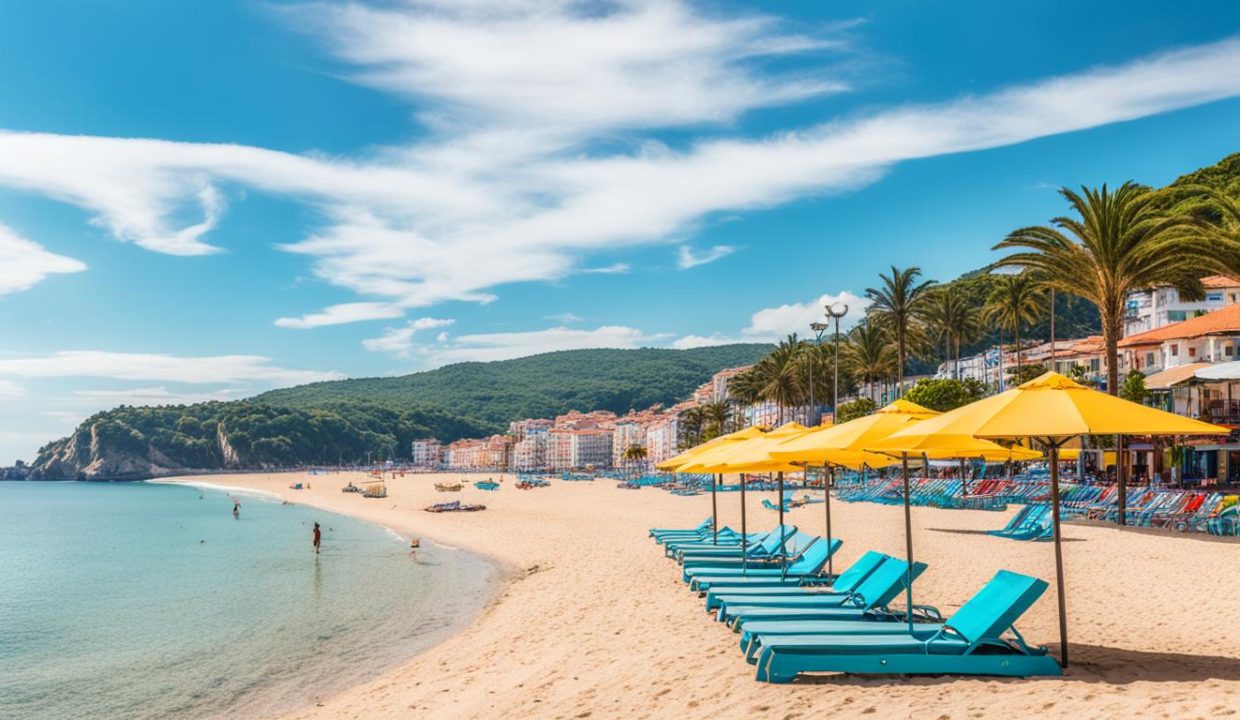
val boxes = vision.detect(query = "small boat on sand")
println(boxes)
[424,500,486,513]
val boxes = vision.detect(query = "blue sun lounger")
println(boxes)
[697,548,879,605]
[680,529,813,581]
[650,517,712,541]
[670,525,795,560]
[685,538,843,596]
[719,559,929,627]
[753,570,1061,682]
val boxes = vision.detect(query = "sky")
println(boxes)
[2,0,1240,463]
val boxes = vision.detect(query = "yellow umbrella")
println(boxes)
[678,423,811,565]
[656,426,764,471]
[766,400,938,580]
[662,425,768,545]
[880,371,1228,668]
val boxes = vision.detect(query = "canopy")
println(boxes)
[868,432,1043,461]
[880,372,1227,442]
[1195,360,1240,382]
[656,426,765,471]
[689,422,810,473]
[769,399,939,465]
[1143,362,1211,390]
[879,370,1228,669]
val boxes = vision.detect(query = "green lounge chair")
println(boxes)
[753,570,1061,682]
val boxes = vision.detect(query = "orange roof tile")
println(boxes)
[1119,303,1240,347]
[1202,275,1240,289]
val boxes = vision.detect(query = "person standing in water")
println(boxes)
[232,499,240,519]
[312,522,321,554]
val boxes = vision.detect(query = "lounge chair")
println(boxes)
[650,517,711,541]
[693,547,877,601]
[753,570,1061,682]
[669,524,795,559]
[719,558,929,628]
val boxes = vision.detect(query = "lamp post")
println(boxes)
[826,303,849,422]
[809,322,829,426]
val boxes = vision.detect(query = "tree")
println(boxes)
[622,444,648,477]
[994,183,1214,395]
[866,266,936,396]
[678,406,705,448]
[921,284,980,379]
[1118,370,1149,405]
[1011,362,1047,386]
[904,378,989,412]
[982,272,1044,379]
[755,334,805,423]
[701,401,732,440]
[842,321,896,404]
[836,397,877,423]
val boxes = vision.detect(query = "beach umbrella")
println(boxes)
[879,371,1227,668]
[865,433,1043,630]
[769,400,938,576]
[678,424,808,567]
[666,426,766,544]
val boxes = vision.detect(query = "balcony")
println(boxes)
[1205,400,1240,426]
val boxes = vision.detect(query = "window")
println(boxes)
[1167,310,1188,322]
[1189,346,1197,358]
[1229,346,1236,357]
[1090,359,1100,372]
[1208,292,1225,303]
[1145,352,1156,366]
[1171,344,1179,357]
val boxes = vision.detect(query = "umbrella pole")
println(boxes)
[740,473,748,574]
[711,473,719,545]
[825,465,834,577]
[1048,441,1069,668]
[1117,435,1127,526]
[777,472,785,565]
[960,458,968,495]
[901,452,915,631]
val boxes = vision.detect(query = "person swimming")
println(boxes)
[312,522,321,554]
[409,537,421,558]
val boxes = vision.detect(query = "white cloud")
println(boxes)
[361,317,455,357]
[275,301,405,329]
[544,312,582,323]
[0,378,25,396]
[580,263,631,275]
[677,244,736,269]
[743,291,869,339]
[0,8,1236,325]
[72,386,241,406]
[672,333,749,350]
[0,222,86,295]
[0,351,342,385]
[427,325,664,365]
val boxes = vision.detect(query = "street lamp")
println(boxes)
[810,322,829,426]
[825,303,848,421]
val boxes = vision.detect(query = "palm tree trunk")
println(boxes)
[1105,314,1121,396]
[897,332,906,397]
[1015,324,1022,380]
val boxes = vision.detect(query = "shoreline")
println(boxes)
[180,470,1240,720]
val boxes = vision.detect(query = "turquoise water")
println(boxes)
[0,481,496,720]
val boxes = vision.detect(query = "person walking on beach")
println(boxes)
[312,522,321,554]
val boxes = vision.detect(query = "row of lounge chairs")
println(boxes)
[650,519,1060,682]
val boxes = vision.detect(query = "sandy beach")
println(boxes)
[178,471,1240,720]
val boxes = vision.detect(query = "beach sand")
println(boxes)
[177,472,1240,719]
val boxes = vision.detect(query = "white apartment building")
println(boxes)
[1123,276,1240,336]
[410,438,444,467]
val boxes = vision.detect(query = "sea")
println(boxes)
[0,480,497,720]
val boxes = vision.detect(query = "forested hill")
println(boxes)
[255,344,774,426]
[29,344,771,480]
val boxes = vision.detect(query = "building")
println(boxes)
[1120,302,1240,375]
[1123,275,1240,336]
[446,435,512,469]
[570,429,613,468]
[511,433,547,470]
[410,438,444,467]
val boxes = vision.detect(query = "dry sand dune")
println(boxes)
[182,472,1240,720]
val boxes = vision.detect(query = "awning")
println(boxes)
[1144,362,1212,390]
[1195,361,1240,382]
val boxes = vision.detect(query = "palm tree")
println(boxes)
[921,285,980,379]
[701,401,732,440]
[866,266,936,396]
[994,183,1213,394]
[622,444,648,478]
[982,273,1044,380]
[727,367,764,429]
[843,320,896,404]
[756,334,805,423]
[795,340,833,420]
[679,406,705,448]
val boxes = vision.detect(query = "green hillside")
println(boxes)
[256,344,773,427]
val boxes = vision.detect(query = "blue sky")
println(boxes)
[2,0,1240,463]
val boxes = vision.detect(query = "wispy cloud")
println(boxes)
[544,312,582,324]
[673,290,869,348]
[0,7,1237,325]
[0,222,85,295]
[0,351,341,385]
[362,317,455,357]
[427,325,665,365]
[73,386,242,405]
[677,244,736,269]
